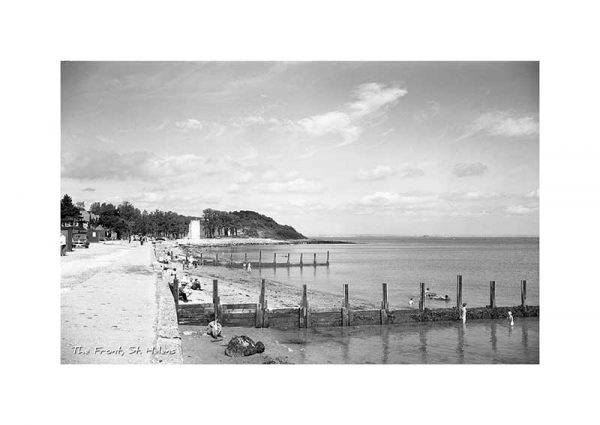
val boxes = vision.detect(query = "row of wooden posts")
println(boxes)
[447,275,527,310]
[182,250,330,268]
[173,275,528,327]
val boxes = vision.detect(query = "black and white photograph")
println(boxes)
[3,1,599,424]
[60,61,539,364]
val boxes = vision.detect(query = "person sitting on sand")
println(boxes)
[191,278,201,291]
[178,287,189,303]
[207,319,222,339]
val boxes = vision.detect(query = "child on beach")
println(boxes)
[207,319,222,339]
[461,303,467,323]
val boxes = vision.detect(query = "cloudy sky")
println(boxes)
[61,62,538,236]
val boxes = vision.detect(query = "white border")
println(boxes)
[2,0,599,423]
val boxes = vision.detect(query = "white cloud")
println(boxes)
[453,162,488,177]
[357,165,395,181]
[463,112,539,139]
[360,192,399,206]
[461,191,499,200]
[175,118,204,130]
[175,118,225,137]
[61,148,225,182]
[289,82,407,146]
[231,115,281,127]
[525,188,539,198]
[347,82,407,117]
[505,205,536,215]
[359,192,437,207]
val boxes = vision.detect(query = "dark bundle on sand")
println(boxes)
[224,336,265,357]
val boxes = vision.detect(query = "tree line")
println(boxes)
[60,195,305,240]
[60,194,196,239]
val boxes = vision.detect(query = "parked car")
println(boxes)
[72,232,90,248]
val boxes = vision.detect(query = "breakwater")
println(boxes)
[173,277,539,330]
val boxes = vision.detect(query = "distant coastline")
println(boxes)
[176,237,354,247]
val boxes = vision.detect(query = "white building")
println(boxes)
[188,219,203,240]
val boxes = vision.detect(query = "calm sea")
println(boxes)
[197,236,539,309]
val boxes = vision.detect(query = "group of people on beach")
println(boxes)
[407,287,514,326]
[160,248,205,303]
[408,287,451,307]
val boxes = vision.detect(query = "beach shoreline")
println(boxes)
[175,237,353,247]
[157,242,376,310]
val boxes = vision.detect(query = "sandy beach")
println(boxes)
[157,241,377,310]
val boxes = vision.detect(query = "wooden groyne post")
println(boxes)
[259,250,262,268]
[256,279,268,328]
[300,253,303,267]
[326,251,330,266]
[342,284,350,326]
[230,252,233,265]
[380,283,389,325]
[419,282,425,311]
[244,253,247,264]
[521,280,527,307]
[273,252,277,268]
[215,252,219,265]
[173,276,179,315]
[456,275,463,309]
[299,284,310,327]
[287,253,290,267]
[200,252,203,265]
[489,281,496,309]
[313,253,317,267]
[213,279,222,322]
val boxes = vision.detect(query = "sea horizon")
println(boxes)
[308,234,540,239]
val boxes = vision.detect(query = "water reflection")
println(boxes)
[456,323,465,363]
[491,321,497,353]
[182,318,538,364]
[382,327,390,364]
[419,327,427,363]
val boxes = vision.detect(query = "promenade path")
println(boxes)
[61,241,158,364]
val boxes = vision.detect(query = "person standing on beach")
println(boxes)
[60,233,67,256]
[507,311,514,326]
[461,303,467,324]
[409,298,414,307]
